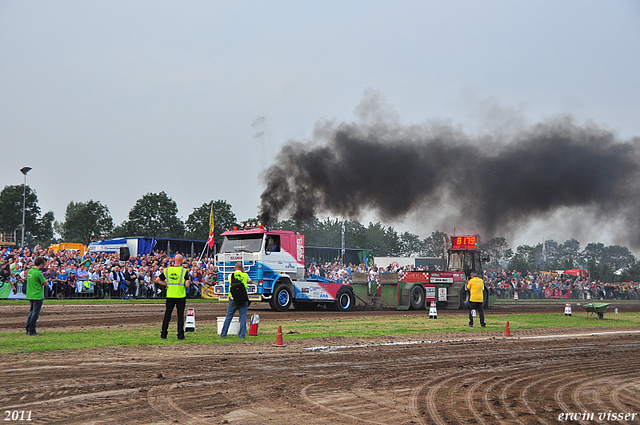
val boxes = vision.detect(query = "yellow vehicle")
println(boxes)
[0,232,16,247]
[48,243,87,258]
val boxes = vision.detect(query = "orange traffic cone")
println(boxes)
[274,325,286,347]
[504,321,511,337]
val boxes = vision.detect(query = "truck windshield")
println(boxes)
[449,251,478,276]
[220,235,264,253]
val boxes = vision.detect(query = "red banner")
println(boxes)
[544,288,570,299]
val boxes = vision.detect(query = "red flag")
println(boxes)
[207,203,215,249]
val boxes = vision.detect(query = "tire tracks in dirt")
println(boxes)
[3,327,640,423]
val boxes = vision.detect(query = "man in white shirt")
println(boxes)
[76,265,90,293]
[89,266,102,298]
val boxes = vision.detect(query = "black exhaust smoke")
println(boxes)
[260,113,640,246]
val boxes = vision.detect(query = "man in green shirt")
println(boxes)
[26,256,48,336]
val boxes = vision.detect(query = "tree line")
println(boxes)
[0,186,237,248]
[0,185,638,281]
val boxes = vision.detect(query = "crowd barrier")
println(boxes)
[41,281,205,300]
[489,286,640,300]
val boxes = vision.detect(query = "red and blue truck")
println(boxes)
[212,225,355,311]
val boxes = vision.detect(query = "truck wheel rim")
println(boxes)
[278,290,289,306]
[339,293,350,309]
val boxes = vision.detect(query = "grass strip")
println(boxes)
[2,312,639,354]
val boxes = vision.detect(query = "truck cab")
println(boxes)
[446,235,490,309]
[447,235,483,278]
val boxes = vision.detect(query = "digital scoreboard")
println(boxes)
[450,235,478,250]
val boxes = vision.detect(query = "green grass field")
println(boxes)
[2,311,639,354]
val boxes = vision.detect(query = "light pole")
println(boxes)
[20,167,32,248]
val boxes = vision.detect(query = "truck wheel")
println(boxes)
[270,284,292,312]
[333,288,354,312]
[409,285,425,310]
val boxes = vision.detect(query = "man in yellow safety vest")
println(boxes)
[156,254,190,340]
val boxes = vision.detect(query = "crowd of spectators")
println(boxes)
[480,269,640,300]
[2,247,638,301]
[0,246,217,300]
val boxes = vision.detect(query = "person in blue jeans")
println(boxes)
[26,257,48,336]
[220,262,252,339]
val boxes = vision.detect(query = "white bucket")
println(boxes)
[217,317,240,335]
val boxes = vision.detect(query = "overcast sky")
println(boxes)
[1,1,639,248]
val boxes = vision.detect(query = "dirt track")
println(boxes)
[2,302,640,424]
